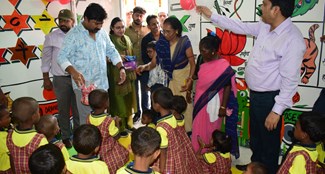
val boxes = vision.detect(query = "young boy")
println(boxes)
[243,162,268,174]
[36,115,70,161]
[0,104,12,173]
[66,124,109,174]
[141,109,156,129]
[278,112,325,173]
[116,127,161,174]
[29,143,68,174]
[7,97,48,173]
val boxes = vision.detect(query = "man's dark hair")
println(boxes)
[133,6,146,14]
[270,0,295,18]
[84,3,107,21]
[73,124,102,155]
[131,127,161,157]
[29,144,65,174]
[146,15,158,25]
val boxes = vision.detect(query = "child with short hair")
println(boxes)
[277,112,325,174]
[196,129,232,174]
[243,162,268,174]
[0,104,12,173]
[87,89,129,174]
[36,115,70,161]
[151,87,201,173]
[29,143,68,174]
[7,97,48,173]
[66,124,109,174]
[116,127,161,174]
[141,109,157,129]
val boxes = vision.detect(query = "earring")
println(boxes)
[212,52,215,55]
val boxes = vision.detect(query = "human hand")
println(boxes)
[71,71,85,88]
[196,6,212,18]
[197,136,205,148]
[218,107,227,117]
[118,68,126,85]
[181,78,193,92]
[136,65,145,75]
[43,78,53,90]
[186,91,192,104]
[265,111,281,131]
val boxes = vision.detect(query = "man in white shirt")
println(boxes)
[41,9,78,148]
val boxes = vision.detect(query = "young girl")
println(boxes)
[87,89,129,174]
[196,129,232,174]
[0,104,12,173]
[36,115,70,161]
[141,109,157,129]
[152,87,200,174]
[277,112,325,174]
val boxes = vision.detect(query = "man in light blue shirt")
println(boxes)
[41,9,78,148]
[197,0,306,173]
[57,3,126,124]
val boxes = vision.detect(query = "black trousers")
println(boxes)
[313,88,325,113]
[249,90,282,174]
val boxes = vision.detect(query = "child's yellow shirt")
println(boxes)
[66,155,110,174]
[0,130,10,171]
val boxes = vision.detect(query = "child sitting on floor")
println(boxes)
[277,112,325,174]
[87,89,129,174]
[36,115,70,161]
[66,124,109,174]
[29,143,68,174]
[117,127,161,174]
[7,97,48,173]
[0,104,12,173]
[141,109,157,129]
[196,129,232,174]
[243,162,268,174]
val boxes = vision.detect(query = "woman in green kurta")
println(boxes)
[108,17,137,131]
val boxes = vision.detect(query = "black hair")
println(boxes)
[163,17,182,37]
[133,6,146,14]
[172,95,187,114]
[146,15,158,25]
[73,124,102,155]
[0,104,7,120]
[249,162,268,174]
[12,97,38,122]
[109,17,123,35]
[152,87,174,110]
[36,115,57,139]
[147,41,156,50]
[212,129,232,153]
[29,144,65,174]
[298,112,325,142]
[142,109,157,120]
[270,0,295,18]
[131,127,161,157]
[199,35,222,53]
[84,3,107,21]
[88,89,109,110]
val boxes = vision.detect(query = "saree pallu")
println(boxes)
[192,59,239,158]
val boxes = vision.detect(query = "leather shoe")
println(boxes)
[133,112,141,123]
[236,164,248,171]
[62,139,72,149]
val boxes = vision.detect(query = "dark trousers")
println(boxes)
[249,90,282,174]
[313,88,325,113]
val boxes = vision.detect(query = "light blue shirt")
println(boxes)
[210,13,306,114]
[57,21,122,90]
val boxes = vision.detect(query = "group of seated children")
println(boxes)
[1,86,325,174]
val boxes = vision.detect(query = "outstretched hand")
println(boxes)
[196,6,212,18]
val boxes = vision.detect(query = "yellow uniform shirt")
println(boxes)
[288,145,318,174]
[0,130,10,171]
[316,142,325,166]
[52,140,70,161]
[116,162,160,174]
[203,152,230,164]
[89,114,119,137]
[147,123,156,129]
[156,114,177,148]
[66,156,110,174]
[12,128,48,147]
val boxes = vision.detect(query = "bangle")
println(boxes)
[220,106,226,110]
[119,66,125,71]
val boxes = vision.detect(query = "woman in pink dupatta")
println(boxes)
[192,35,238,155]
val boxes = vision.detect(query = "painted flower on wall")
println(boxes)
[207,28,247,66]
